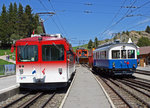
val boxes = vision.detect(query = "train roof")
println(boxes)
[95,42,137,51]
[16,34,67,43]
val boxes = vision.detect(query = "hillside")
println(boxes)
[73,31,150,50]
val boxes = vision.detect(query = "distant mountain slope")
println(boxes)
[73,31,150,51]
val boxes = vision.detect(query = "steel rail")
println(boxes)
[124,79,150,88]
[110,79,150,108]
[119,80,150,92]
[100,77,133,108]
[135,77,150,82]
[18,92,43,108]
[136,69,150,73]
[3,93,30,108]
[135,71,150,76]
[41,92,56,108]
[118,79,150,98]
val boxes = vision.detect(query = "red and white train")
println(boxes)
[15,34,76,89]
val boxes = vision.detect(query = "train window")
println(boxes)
[121,50,126,59]
[42,45,64,61]
[112,50,120,59]
[17,45,38,62]
[128,50,135,58]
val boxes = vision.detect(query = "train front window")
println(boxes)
[112,50,120,59]
[17,45,38,62]
[42,45,64,61]
[128,50,135,58]
[121,50,126,59]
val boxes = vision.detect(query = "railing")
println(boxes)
[0,64,16,76]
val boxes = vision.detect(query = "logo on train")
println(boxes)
[32,68,36,74]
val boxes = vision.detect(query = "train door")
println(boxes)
[67,50,74,80]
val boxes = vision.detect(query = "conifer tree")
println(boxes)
[88,39,93,49]
[126,30,129,36]
[25,5,34,37]
[145,26,150,33]
[94,37,98,48]
[0,4,8,48]
[13,3,18,34]
[0,3,40,48]
[8,3,14,41]
[17,3,24,38]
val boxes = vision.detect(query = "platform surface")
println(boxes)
[133,66,150,80]
[0,75,18,93]
[63,65,111,108]
[137,66,150,71]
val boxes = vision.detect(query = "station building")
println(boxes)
[138,46,150,67]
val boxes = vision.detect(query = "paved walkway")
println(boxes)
[0,55,16,64]
[0,75,18,93]
[133,65,150,80]
[137,65,150,71]
[63,65,111,108]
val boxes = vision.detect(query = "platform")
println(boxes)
[0,75,19,93]
[63,65,111,108]
[133,66,150,80]
[137,65,150,71]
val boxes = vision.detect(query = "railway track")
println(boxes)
[135,69,150,76]
[93,71,150,108]
[2,92,56,108]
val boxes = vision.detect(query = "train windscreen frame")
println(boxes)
[17,45,38,62]
[42,45,64,61]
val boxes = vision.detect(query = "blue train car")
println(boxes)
[93,41,138,75]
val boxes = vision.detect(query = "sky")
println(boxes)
[1,0,150,46]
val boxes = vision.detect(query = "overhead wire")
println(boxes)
[101,0,137,36]
[38,0,65,36]
[95,0,138,39]
[96,0,127,37]
[123,1,150,31]
[105,0,150,35]
[126,15,150,30]
[48,0,69,37]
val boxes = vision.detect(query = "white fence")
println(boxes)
[0,64,16,75]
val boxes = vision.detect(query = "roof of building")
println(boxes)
[139,46,150,55]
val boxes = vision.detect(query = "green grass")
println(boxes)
[0,73,4,75]
[10,55,16,60]
[0,49,14,56]
[0,59,14,65]
[73,44,89,52]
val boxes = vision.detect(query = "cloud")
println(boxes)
[136,18,150,25]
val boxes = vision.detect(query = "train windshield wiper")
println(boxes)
[52,43,63,53]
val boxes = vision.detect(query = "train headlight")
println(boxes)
[58,68,62,75]
[19,69,23,74]
[113,62,115,68]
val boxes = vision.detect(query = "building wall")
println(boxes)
[138,53,150,66]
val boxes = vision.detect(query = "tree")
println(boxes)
[33,14,40,33]
[137,37,150,47]
[0,4,8,48]
[0,3,40,48]
[122,31,125,34]
[126,30,129,36]
[25,5,34,37]
[88,39,93,49]
[145,26,150,33]
[8,3,14,43]
[94,37,98,48]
